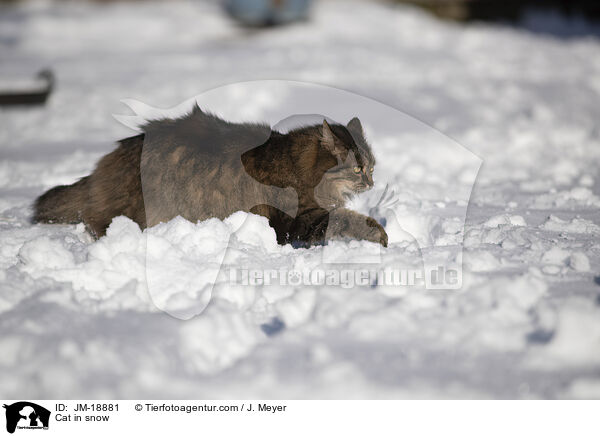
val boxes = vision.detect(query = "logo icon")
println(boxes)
[3,402,50,434]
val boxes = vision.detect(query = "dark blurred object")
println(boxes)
[0,69,54,106]
[395,0,600,22]
[224,0,311,26]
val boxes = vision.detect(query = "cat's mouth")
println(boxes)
[341,183,371,199]
[353,183,372,194]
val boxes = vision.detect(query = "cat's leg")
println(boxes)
[250,205,387,248]
[325,208,388,247]
[250,204,297,245]
[288,208,387,247]
[249,204,330,247]
[287,207,330,247]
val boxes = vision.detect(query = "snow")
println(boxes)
[1,0,600,399]
[569,252,591,272]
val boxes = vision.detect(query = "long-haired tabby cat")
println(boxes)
[33,106,387,247]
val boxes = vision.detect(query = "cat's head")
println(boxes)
[314,118,376,208]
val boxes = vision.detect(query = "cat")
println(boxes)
[33,106,388,247]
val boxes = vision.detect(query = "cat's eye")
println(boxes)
[353,167,361,174]
[370,167,374,173]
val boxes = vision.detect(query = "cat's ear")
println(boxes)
[347,117,364,137]
[321,120,346,158]
[192,103,203,114]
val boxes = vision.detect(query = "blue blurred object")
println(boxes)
[260,317,286,336]
[224,0,312,26]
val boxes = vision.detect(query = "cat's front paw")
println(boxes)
[365,216,388,247]
[325,209,388,247]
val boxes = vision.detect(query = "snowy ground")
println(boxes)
[0,0,599,399]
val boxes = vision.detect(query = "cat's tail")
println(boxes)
[33,176,90,224]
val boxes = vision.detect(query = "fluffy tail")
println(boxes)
[33,176,90,224]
